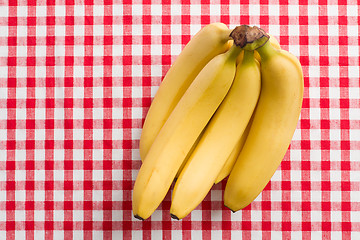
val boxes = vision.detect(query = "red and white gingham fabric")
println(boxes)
[0,0,359,239]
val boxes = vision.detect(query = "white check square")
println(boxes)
[36,6,47,17]
[53,190,64,202]
[93,5,104,16]
[34,210,45,221]
[55,5,66,16]
[291,190,302,202]
[34,190,45,202]
[132,5,143,16]
[170,4,181,16]
[210,4,221,15]
[249,4,260,16]
[17,6,28,17]
[16,129,27,141]
[15,231,25,240]
[330,190,342,202]
[73,210,84,221]
[310,211,322,222]
[347,5,358,16]
[34,231,45,240]
[15,190,26,201]
[16,46,27,57]
[327,5,338,16]
[92,190,103,201]
[34,169,45,181]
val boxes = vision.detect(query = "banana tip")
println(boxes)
[224,205,237,213]
[134,214,144,221]
[170,214,180,220]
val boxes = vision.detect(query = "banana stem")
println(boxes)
[255,40,277,61]
[226,43,243,60]
[230,25,270,51]
[241,50,255,64]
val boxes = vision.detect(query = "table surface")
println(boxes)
[0,1,360,239]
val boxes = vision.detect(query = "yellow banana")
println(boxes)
[139,23,232,161]
[215,34,281,183]
[224,27,304,212]
[214,116,252,184]
[133,42,242,220]
[170,35,262,219]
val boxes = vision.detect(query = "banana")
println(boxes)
[133,41,242,220]
[170,30,263,219]
[214,116,252,184]
[215,34,282,183]
[224,27,304,212]
[139,23,232,161]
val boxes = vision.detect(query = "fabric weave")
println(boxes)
[0,1,359,239]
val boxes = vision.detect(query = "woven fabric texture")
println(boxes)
[0,0,359,239]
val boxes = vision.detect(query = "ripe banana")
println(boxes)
[133,42,242,220]
[139,23,232,161]
[224,27,304,212]
[215,34,282,184]
[170,37,262,219]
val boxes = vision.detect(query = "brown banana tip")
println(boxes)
[134,214,144,221]
[170,214,180,220]
[224,205,237,213]
[253,26,271,48]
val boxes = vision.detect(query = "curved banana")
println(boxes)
[215,34,281,183]
[170,48,261,220]
[139,23,232,161]
[133,43,242,220]
[224,28,304,212]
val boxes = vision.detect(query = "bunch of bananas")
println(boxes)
[133,23,304,220]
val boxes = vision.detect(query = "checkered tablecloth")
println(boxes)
[0,0,359,239]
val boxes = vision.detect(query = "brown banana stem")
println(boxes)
[230,25,270,51]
